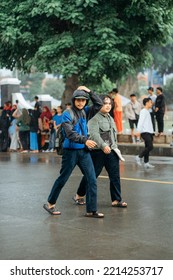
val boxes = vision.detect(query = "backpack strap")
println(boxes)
[63,108,75,125]
[64,108,86,125]
[63,108,87,137]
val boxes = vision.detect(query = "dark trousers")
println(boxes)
[150,112,156,132]
[37,132,42,151]
[139,133,153,163]
[48,149,97,213]
[19,131,30,150]
[77,150,122,202]
[0,129,9,152]
[155,113,164,133]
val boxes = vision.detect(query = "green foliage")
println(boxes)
[151,35,173,75]
[94,75,115,94]
[163,77,173,104]
[0,0,173,87]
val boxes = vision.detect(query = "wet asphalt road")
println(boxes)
[0,152,173,260]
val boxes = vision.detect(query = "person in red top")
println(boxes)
[40,106,52,150]
[40,106,52,132]
[40,106,52,120]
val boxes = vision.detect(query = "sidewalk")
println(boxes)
[117,134,173,157]
[118,143,173,157]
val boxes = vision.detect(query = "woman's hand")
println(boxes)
[103,146,111,154]
[85,140,97,149]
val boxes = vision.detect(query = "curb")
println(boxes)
[118,143,173,157]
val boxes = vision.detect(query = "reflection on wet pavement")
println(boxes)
[0,152,173,260]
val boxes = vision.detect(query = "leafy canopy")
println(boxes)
[0,0,173,85]
[152,35,173,75]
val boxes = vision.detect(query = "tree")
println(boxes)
[163,77,173,105]
[151,37,173,75]
[96,75,115,94]
[0,0,173,104]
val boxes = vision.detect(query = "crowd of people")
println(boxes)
[0,85,168,218]
[0,96,64,153]
[0,86,166,154]
[108,86,166,143]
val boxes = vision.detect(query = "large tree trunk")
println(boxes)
[61,74,79,108]
[118,75,139,98]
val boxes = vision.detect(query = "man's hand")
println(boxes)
[77,86,91,93]
[103,146,111,154]
[85,140,97,149]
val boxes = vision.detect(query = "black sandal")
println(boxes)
[112,201,127,208]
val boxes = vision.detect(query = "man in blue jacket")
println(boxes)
[43,86,104,218]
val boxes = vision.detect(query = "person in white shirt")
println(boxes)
[147,87,156,132]
[135,98,154,169]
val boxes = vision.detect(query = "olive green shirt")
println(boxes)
[88,112,118,150]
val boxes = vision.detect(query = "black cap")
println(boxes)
[72,90,89,100]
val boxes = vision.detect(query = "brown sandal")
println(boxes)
[72,196,85,205]
[43,204,61,215]
[84,212,104,218]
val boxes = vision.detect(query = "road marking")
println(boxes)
[99,175,173,185]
